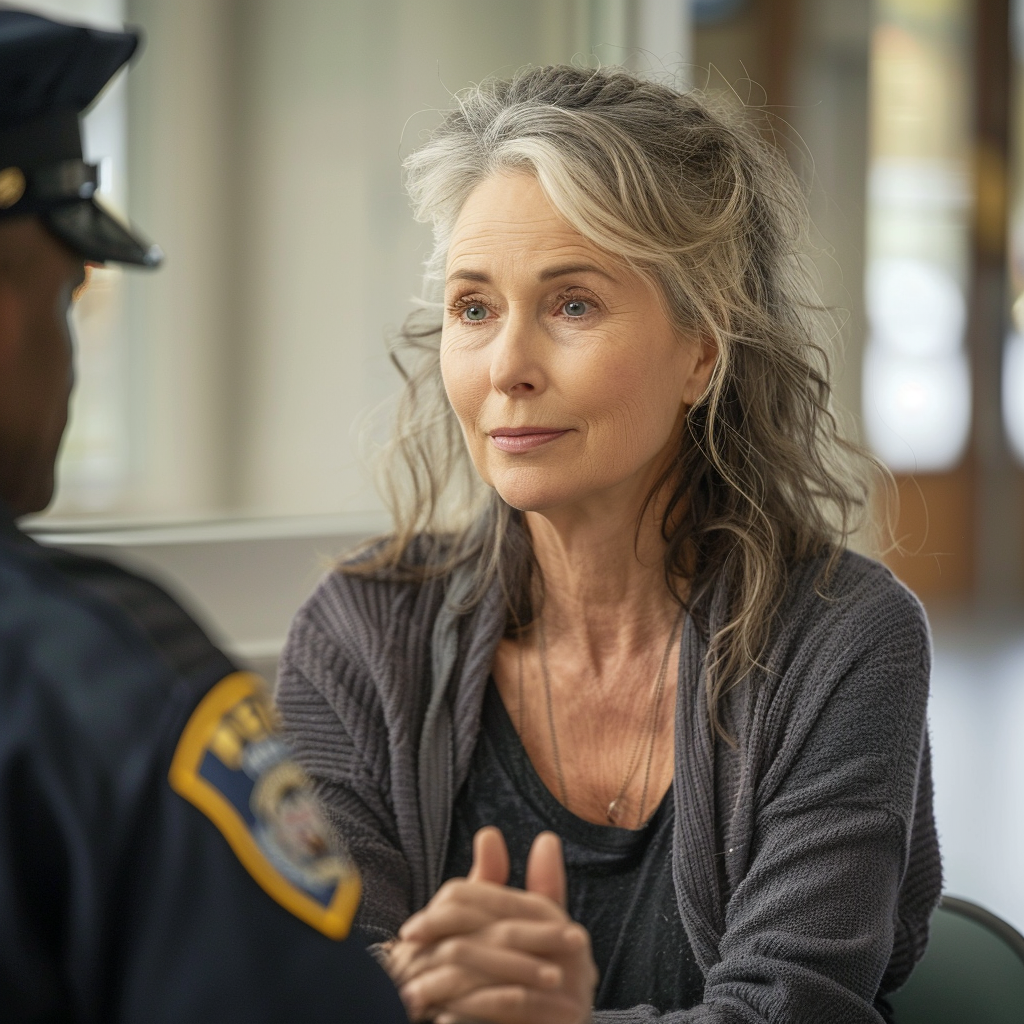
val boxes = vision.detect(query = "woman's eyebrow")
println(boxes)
[447,269,490,284]
[537,262,616,282]
[445,262,617,286]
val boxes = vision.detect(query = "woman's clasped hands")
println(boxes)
[387,827,597,1024]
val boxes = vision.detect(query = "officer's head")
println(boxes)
[0,9,160,516]
[0,218,83,514]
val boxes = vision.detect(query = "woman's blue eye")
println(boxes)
[464,304,488,321]
[563,300,588,317]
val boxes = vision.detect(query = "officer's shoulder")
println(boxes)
[2,537,365,942]
[34,541,233,683]
[0,534,198,744]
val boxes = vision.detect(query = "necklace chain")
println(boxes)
[532,608,685,829]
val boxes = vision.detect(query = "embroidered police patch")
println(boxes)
[169,672,361,939]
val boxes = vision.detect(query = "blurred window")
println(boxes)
[863,0,973,473]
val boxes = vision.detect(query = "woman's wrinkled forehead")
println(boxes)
[444,171,624,286]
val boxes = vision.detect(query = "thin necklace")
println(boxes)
[534,607,685,829]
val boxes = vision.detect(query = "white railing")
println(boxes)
[28,513,388,680]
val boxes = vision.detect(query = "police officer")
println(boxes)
[0,10,407,1022]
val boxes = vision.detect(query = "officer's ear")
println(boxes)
[0,276,26,374]
[0,222,29,368]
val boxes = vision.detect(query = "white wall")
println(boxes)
[123,0,237,516]
[228,0,650,517]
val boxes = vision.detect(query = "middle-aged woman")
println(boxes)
[277,66,941,1023]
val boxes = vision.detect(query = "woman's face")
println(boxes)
[440,171,716,518]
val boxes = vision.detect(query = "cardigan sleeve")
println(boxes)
[275,615,414,944]
[699,622,933,1021]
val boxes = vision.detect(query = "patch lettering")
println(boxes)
[169,672,361,938]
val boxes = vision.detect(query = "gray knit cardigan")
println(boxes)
[276,549,941,1023]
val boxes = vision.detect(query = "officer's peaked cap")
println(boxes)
[0,8,161,267]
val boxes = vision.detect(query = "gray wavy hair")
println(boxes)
[349,65,878,739]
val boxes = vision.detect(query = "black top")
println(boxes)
[0,508,407,1023]
[444,680,704,1013]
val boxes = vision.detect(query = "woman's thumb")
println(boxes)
[525,831,566,907]
[468,825,510,885]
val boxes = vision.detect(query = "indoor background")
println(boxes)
[16,0,1024,936]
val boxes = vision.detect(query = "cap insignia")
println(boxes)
[0,167,25,209]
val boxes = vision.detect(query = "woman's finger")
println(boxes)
[399,962,489,1021]
[434,984,585,1024]
[467,825,510,885]
[423,934,562,986]
[525,831,567,908]
[383,939,430,988]
[391,921,585,991]
[400,901,496,944]
[445,940,562,990]
[392,921,585,993]
[399,942,562,1017]
[400,880,563,942]
[479,919,587,958]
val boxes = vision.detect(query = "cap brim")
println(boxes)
[42,198,162,268]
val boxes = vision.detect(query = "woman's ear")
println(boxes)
[681,332,718,406]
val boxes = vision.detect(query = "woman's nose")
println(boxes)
[489,308,546,396]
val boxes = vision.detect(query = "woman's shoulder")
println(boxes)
[761,548,932,707]
[288,534,454,650]
[278,533,502,725]
[718,550,933,794]
[785,547,928,642]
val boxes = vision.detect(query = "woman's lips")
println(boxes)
[488,428,569,453]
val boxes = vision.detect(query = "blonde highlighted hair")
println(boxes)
[350,65,880,738]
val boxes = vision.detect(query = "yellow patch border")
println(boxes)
[169,671,361,939]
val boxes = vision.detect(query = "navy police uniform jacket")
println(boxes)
[0,507,407,1022]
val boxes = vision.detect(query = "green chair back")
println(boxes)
[889,896,1024,1024]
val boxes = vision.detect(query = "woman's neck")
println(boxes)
[525,495,681,670]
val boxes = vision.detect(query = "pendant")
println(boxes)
[606,799,622,824]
